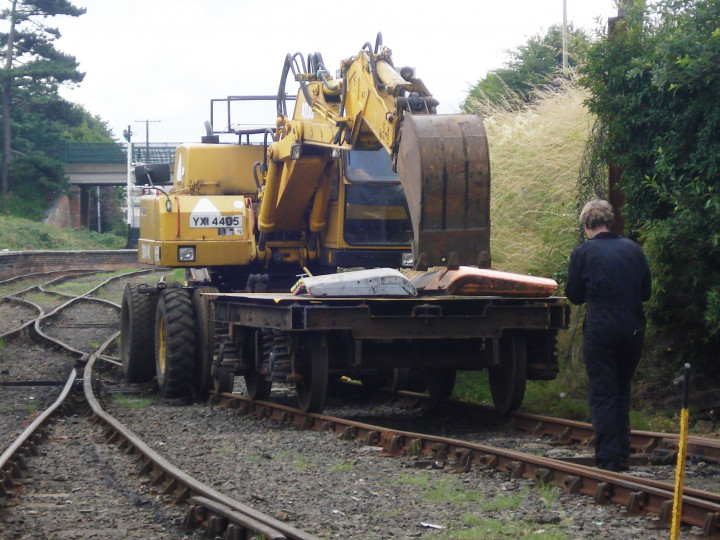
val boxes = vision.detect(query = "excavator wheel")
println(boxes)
[397,114,491,269]
[155,288,195,398]
[120,283,158,383]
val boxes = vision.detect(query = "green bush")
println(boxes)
[581,0,720,382]
[0,214,125,250]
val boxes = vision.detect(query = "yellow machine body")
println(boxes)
[138,192,255,267]
[137,143,262,269]
[174,143,263,195]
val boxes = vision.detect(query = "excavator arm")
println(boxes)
[259,35,491,270]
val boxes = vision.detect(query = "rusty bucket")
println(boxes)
[397,114,491,269]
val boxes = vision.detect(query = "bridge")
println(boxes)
[46,143,181,233]
[58,142,179,185]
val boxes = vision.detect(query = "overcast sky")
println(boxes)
[51,0,618,144]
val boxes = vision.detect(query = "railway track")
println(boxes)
[1,266,319,539]
[207,390,720,536]
[2,251,719,538]
[390,391,720,468]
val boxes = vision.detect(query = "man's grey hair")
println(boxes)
[580,199,614,230]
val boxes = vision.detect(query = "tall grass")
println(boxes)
[471,76,590,278]
[462,76,594,418]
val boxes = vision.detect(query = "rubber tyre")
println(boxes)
[120,283,158,383]
[155,288,195,398]
[192,286,218,396]
[489,334,528,414]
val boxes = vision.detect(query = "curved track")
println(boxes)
[1,264,318,539]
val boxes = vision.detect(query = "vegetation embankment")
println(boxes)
[0,214,125,251]
[460,75,711,436]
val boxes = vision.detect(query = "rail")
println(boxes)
[0,266,321,539]
[213,391,720,535]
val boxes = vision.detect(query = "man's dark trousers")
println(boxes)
[583,320,643,471]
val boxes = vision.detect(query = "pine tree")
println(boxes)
[0,0,85,193]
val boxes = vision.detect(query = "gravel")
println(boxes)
[98,373,698,539]
[1,270,711,539]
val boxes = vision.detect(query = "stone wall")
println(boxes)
[0,250,146,281]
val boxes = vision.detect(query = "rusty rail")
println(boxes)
[3,266,318,539]
[510,410,720,465]
[215,391,720,536]
[0,369,78,497]
[395,390,720,466]
[84,334,318,540]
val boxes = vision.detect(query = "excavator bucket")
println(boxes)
[397,114,491,270]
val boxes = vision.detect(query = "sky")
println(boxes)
[49,0,619,144]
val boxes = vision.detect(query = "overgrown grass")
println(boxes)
[481,76,588,278]
[388,474,572,539]
[454,515,571,540]
[113,394,153,409]
[330,459,357,473]
[45,270,132,296]
[292,454,312,472]
[0,214,125,251]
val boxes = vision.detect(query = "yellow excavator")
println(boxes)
[122,34,567,413]
[135,34,489,284]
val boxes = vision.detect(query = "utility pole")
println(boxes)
[606,0,635,235]
[562,0,568,74]
[134,119,160,163]
[123,125,133,225]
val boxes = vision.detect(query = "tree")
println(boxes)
[0,0,85,194]
[463,24,590,110]
[581,0,720,377]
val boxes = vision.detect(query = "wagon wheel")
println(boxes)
[211,341,236,394]
[120,283,158,383]
[155,288,195,398]
[294,333,328,413]
[192,286,218,396]
[489,334,527,414]
[245,370,272,400]
[212,364,235,394]
[424,368,456,402]
[243,329,271,400]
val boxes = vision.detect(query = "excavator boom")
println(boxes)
[263,35,492,269]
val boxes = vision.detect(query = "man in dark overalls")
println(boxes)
[565,199,652,472]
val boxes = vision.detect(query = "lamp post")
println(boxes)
[123,125,133,226]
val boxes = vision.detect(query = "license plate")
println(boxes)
[189,214,242,228]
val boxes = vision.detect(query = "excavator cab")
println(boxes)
[342,149,413,248]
